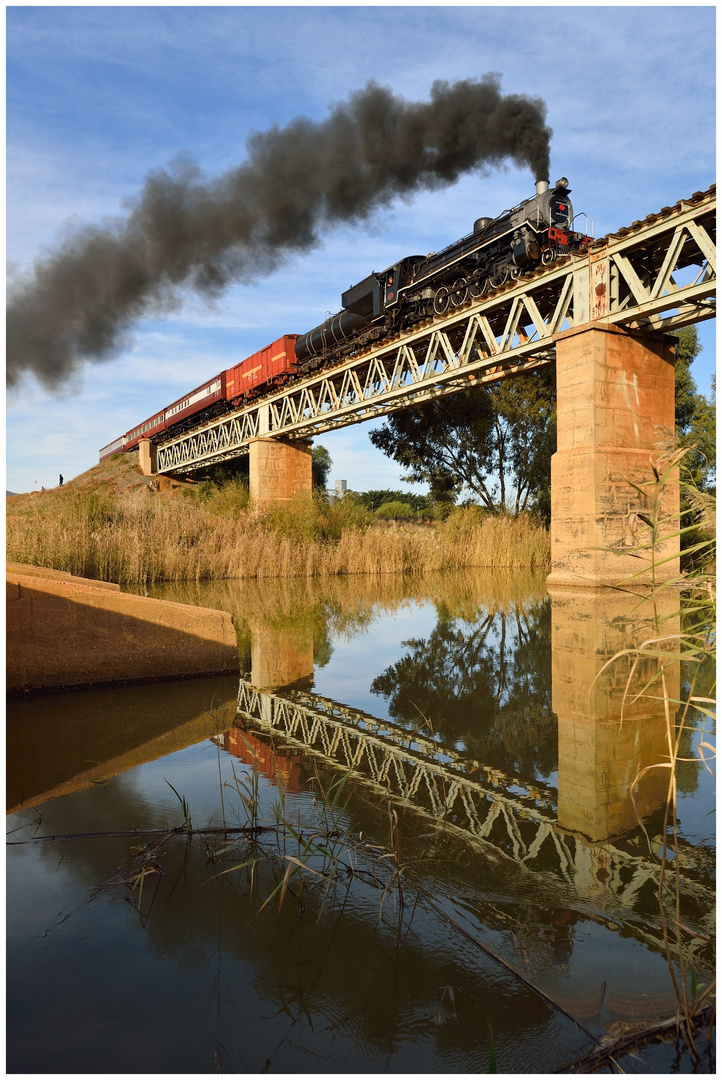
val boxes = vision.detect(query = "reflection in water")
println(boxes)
[233,575,713,1016]
[7,569,715,1074]
[215,726,303,793]
[6,674,238,813]
[550,586,678,843]
[369,592,555,781]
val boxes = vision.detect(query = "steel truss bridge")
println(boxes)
[158,185,715,474]
[235,679,715,969]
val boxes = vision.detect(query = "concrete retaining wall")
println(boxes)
[7,564,239,694]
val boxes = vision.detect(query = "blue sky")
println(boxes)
[6,5,716,494]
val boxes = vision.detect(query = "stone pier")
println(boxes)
[139,438,157,476]
[248,436,313,510]
[548,325,679,588]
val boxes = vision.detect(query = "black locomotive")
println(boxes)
[295,177,591,368]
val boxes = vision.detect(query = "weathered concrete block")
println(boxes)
[139,438,157,476]
[549,325,678,587]
[7,564,239,693]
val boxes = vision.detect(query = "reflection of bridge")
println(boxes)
[234,584,714,968]
[235,677,714,965]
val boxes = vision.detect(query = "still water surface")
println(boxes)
[7,571,715,1073]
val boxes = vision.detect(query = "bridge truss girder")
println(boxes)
[157,186,714,475]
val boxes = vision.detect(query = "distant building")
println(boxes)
[326,479,347,505]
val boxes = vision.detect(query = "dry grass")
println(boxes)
[6,460,550,585]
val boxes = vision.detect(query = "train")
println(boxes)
[99,334,300,459]
[100,176,591,462]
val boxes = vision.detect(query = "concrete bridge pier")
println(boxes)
[548,325,679,589]
[248,436,313,511]
[139,438,157,476]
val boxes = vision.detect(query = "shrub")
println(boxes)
[375,501,416,520]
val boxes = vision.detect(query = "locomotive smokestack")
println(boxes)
[8,75,553,390]
[535,179,550,195]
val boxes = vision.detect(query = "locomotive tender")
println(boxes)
[100,177,590,462]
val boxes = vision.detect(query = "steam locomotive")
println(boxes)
[100,177,590,461]
[295,176,591,366]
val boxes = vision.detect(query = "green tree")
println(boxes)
[312,444,332,490]
[368,368,556,516]
[672,325,715,490]
[356,489,432,512]
[486,369,556,517]
[369,389,497,509]
[375,500,415,519]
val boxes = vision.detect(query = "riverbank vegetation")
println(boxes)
[6,470,550,586]
[601,443,716,1062]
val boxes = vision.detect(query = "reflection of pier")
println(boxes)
[551,587,677,842]
[247,619,314,690]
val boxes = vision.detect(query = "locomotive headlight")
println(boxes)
[554,177,570,190]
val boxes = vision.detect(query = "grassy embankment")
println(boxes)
[6,452,550,585]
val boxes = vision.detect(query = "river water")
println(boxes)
[6,570,715,1073]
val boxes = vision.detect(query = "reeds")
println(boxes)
[7,485,550,585]
[599,445,716,1058]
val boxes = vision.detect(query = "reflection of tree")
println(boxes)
[311,599,375,668]
[370,598,556,779]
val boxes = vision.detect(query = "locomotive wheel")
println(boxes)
[491,265,508,288]
[509,266,522,281]
[450,278,469,308]
[433,286,450,315]
[541,248,557,265]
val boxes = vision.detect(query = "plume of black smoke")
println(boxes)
[7,75,552,389]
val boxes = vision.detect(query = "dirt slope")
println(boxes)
[5,450,191,516]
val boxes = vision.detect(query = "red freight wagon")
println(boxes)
[225,334,299,405]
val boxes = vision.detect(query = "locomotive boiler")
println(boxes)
[295,177,590,368]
